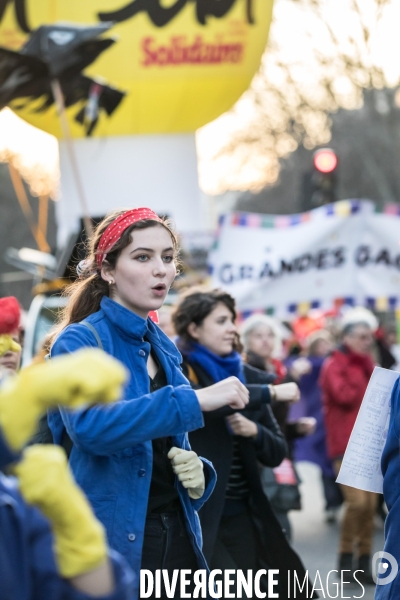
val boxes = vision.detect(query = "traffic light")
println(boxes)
[313,148,338,174]
[301,148,338,210]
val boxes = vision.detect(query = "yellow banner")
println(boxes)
[0,1,273,137]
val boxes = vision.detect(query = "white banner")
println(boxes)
[209,200,400,315]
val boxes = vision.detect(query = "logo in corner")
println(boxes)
[372,551,398,585]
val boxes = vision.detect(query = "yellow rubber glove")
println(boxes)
[168,447,205,500]
[0,348,127,451]
[15,445,107,578]
[0,334,21,356]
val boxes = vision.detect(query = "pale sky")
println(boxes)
[0,107,59,199]
[196,0,400,195]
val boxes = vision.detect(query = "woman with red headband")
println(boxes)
[48,208,249,600]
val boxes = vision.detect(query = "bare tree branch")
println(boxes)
[197,0,400,196]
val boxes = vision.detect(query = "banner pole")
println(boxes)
[51,79,93,239]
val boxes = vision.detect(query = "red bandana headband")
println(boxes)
[96,208,163,270]
[96,208,163,324]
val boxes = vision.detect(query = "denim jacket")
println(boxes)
[0,430,135,600]
[376,376,400,599]
[49,297,216,599]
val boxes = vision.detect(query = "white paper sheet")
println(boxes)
[336,367,399,493]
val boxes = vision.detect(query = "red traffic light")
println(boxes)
[313,149,338,173]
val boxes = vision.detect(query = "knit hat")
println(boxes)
[0,296,21,334]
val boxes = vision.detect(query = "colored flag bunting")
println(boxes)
[236,297,400,321]
[227,200,373,230]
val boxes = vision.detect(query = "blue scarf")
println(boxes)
[185,342,245,384]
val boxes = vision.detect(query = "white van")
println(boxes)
[22,293,68,366]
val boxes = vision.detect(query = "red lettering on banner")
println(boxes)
[142,35,244,67]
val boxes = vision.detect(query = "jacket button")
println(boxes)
[138,469,146,477]
[128,533,136,541]
[139,349,146,357]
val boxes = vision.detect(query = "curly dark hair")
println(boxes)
[172,288,240,351]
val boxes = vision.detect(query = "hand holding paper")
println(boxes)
[336,367,400,493]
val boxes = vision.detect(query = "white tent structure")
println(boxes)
[57,133,208,248]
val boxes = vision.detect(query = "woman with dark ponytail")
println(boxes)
[48,208,249,600]
[172,288,314,599]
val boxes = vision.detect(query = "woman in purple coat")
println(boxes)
[289,330,343,522]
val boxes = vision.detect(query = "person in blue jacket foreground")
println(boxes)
[0,335,135,600]
[375,375,400,600]
[48,208,249,599]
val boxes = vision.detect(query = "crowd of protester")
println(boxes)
[1,207,400,599]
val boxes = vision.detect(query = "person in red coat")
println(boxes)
[320,320,376,584]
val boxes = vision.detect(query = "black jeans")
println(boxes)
[211,509,259,599]
[141,511,198,599]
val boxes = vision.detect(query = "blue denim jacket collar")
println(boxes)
[100,296,181,362]
[100,296,150,341]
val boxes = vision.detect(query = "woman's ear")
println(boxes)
[100,263,115,285]
[187,322,199,341]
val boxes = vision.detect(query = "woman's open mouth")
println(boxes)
[152,283,166,296]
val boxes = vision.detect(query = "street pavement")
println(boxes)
[290,462,385,600]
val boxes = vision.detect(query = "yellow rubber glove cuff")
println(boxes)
[0,334,21,357]
[15,445,107,578]
[0,348,127,451]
